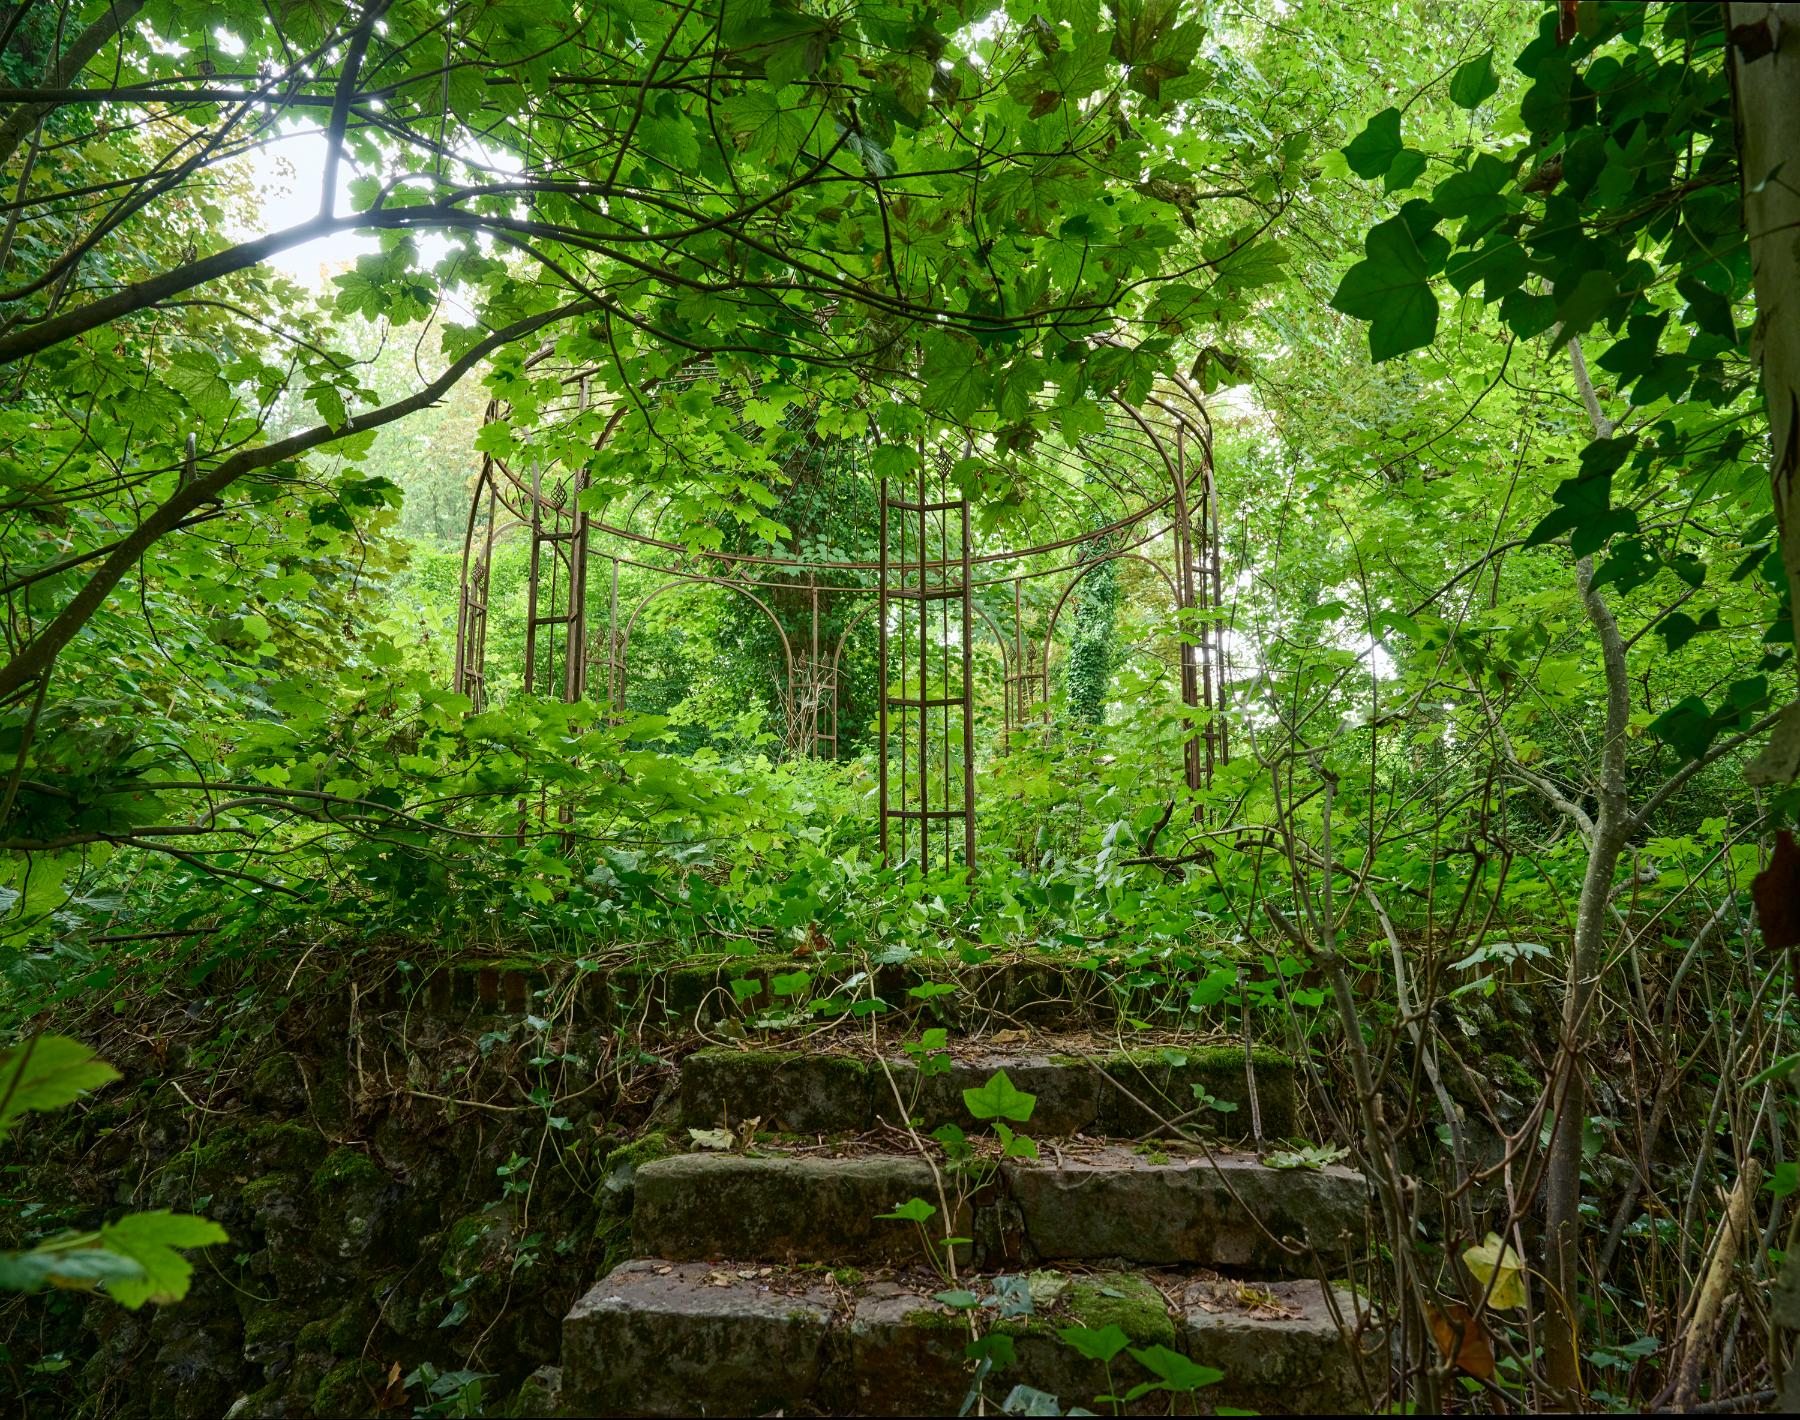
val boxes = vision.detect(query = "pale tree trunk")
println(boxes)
[1540,341,1632,1407]
[1727,4,1800,678]
[1726,15,1800,1408]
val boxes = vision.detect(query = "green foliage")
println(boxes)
[0,6,1791,1410]
[1059,1323,1132,1363]
[0,1038,223,1306]
[0,1036,118,1136]
[1121,1344,1223,1400]
[964,1070,1038,1124]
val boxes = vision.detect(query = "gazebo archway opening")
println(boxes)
[454,356,1230,871]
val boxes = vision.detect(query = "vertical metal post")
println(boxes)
[1171,427,1203,795]
[878,478,890,865]
[809,574,821,758]
[524,462,543,695]
[960,495,975,872]
[917,445,930,874]
[564,375,591,703]
[1193,430,1216,780]
[1208,453,1228,766]
[608,556,619,710]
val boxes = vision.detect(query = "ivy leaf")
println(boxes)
[1059,1323,1132,1362]
[99,1211,228,1308]
[1124,1344,1223,1396]
[994,1121,1040,1158]
[1448,50,1499,108]
[770,970,811,997]
[1330,207,1447,361]
[1343,107,1403,179]
[0,1037,120,1140]
[963,1069,1037,1123]
[877,1197,937,1223]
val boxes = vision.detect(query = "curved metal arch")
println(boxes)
[615,574,799,725]
[1041,549,1182,650]
[458,350,1230,853]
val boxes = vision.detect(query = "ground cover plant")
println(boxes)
[1,0,1799,1415]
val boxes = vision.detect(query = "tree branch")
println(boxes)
[0,1,145,169]
[0,297,597,703]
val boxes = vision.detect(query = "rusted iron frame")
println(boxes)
[458,358,1226,857]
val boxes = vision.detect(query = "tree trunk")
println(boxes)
[1540,343,1632,1406]
[1727,3,1800,672]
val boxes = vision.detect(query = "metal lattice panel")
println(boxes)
[453,349,1232,859]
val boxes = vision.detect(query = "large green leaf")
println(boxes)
[1343,107,1403,179]
[1124,1344,1223,1397]
[1330,208,1447,360]
[97,1211,229,1309]
[0,1242,146,1295]
[1447,50,1499,108]
[0,1037,120,1140]
[963,1069,1037,1123]
[1059,1324,1131,1362]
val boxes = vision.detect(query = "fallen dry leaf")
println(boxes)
[375,1360,407,1411]
[1234,1283,1300,1319]
[1428,1302,1496,1379]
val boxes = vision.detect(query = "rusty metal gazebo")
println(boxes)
[452,354,1229,872]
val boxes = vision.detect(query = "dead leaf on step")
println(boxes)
[992,1029,1029,1044]
[689,1128,735,1150]
[1234,1283,1300,1319]
[654,1265,673,1275]
[375,1360,407,1411]
[1428,1302,1496,1379]
[706,1271,734,1287]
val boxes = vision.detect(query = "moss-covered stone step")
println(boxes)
[631,1148,1363,1275]
[380,950,1278,1036]
[678,1041,1296,1140]
[562,1259,1367,1416]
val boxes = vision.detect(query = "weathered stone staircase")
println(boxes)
[561,1037,1373,1416]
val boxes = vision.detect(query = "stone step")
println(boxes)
[604,954,1154,1029]
[678,1039,1297,1140]
[382,951,1279,1037]
[631,1147,1363,1276]
[563,1258,1367,1417]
